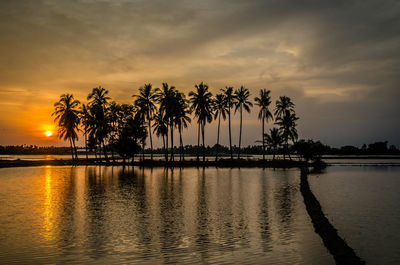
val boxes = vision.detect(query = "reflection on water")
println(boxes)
[0,166,333,264]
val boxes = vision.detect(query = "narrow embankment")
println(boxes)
[300,169,365,265]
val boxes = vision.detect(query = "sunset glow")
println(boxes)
[45,131,52,137]
[0,0,399,148]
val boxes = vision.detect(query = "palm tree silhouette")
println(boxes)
[221,86,234,160]
[254,89,273,160]
[108,101,123,162]
[174,93,191,161]
[87,86,111,162]
[189,82,214,162]
[274,96,295,118]
[153,111,168,161]
[53,94,81,160]
[80,103,91,161]
[274,96,298,160]
[275,110,299,160]
[155,83,179,161]
[264,128,283,160]
[234,86,253,160]
[214,93,228,161]
[133,83,157,160]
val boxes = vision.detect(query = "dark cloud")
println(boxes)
[0,0,399,146]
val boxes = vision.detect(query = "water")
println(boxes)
[309,166,400,265]
[0,166,333,264]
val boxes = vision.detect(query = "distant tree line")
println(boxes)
[52,83,299,163]
[0,145,70,155]
[1,141,398,157]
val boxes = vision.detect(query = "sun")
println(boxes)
[45,131,52,137]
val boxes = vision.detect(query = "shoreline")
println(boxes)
[0,158,325,169]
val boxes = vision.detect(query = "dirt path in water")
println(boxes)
[300,168,365,265]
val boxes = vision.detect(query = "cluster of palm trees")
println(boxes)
[53,82,299,163]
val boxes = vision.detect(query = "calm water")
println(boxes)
[0,166,334,264]
[309,166,400,265]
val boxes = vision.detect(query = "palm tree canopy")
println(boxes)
[152,111,168,137]
[133,83,157,121]
[234,86,253,113]
[274,96,295,118]
[52,94,81,141]
[214,93,228,120]
[221,86,234,109]
[254,89,273,121]
[155,83,183,125]
[275,110,299,142]
[264,127,283,149]
[174,93,192,130]
[189,82,214,125]
[87,86,111,107]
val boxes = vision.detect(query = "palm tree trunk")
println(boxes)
[197,122,200,162]
[202,122,206,162]
[84,132,88,161]
[162,135,167,161]
[98,143,102,163]
[170,121,174,161]
[216,112,221,162]
[69,137,74,161]
[102,140,109,163]
[179,127,184,161]
[148,117,153,161]
[142,141,145,161]
[165,125,169,162]
[110,136,116,163]
[262,117,265,161]
[228,109,233,160]
[72,138,78,160]
[238,105,242,160]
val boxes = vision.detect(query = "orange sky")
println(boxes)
[1,0,399,147]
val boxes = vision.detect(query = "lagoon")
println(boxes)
[0,165,398,264]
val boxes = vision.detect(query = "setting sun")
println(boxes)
[45,131,52,137]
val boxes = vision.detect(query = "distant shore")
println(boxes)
[0,158,325,169]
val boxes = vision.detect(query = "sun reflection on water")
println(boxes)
[43,166,54,241]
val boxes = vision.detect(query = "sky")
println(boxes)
[0,0,399,148]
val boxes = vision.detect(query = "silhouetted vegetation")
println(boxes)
[293,139,329,162]
[0,145,70,155]
[46,84,400,165]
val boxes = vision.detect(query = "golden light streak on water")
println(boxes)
[43,166,54,241]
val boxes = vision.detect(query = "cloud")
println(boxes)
[0,0,399,146]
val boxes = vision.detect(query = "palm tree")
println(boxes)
[80,103,91,161]
[189,82,214,162]
[52,94,81,160]
[87,86,111,162]
[153,111,168,161]
[214,93,228,161]
[264,128,283,160]
[254,89,273,160]
[133,83,157,160]
[234,86,252,160]
[174,93,191,161]
[221,86,234,159]
[155,83,179,161]
[274,96,295,118]
[108,101,122,162]
[275,110,299,160]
